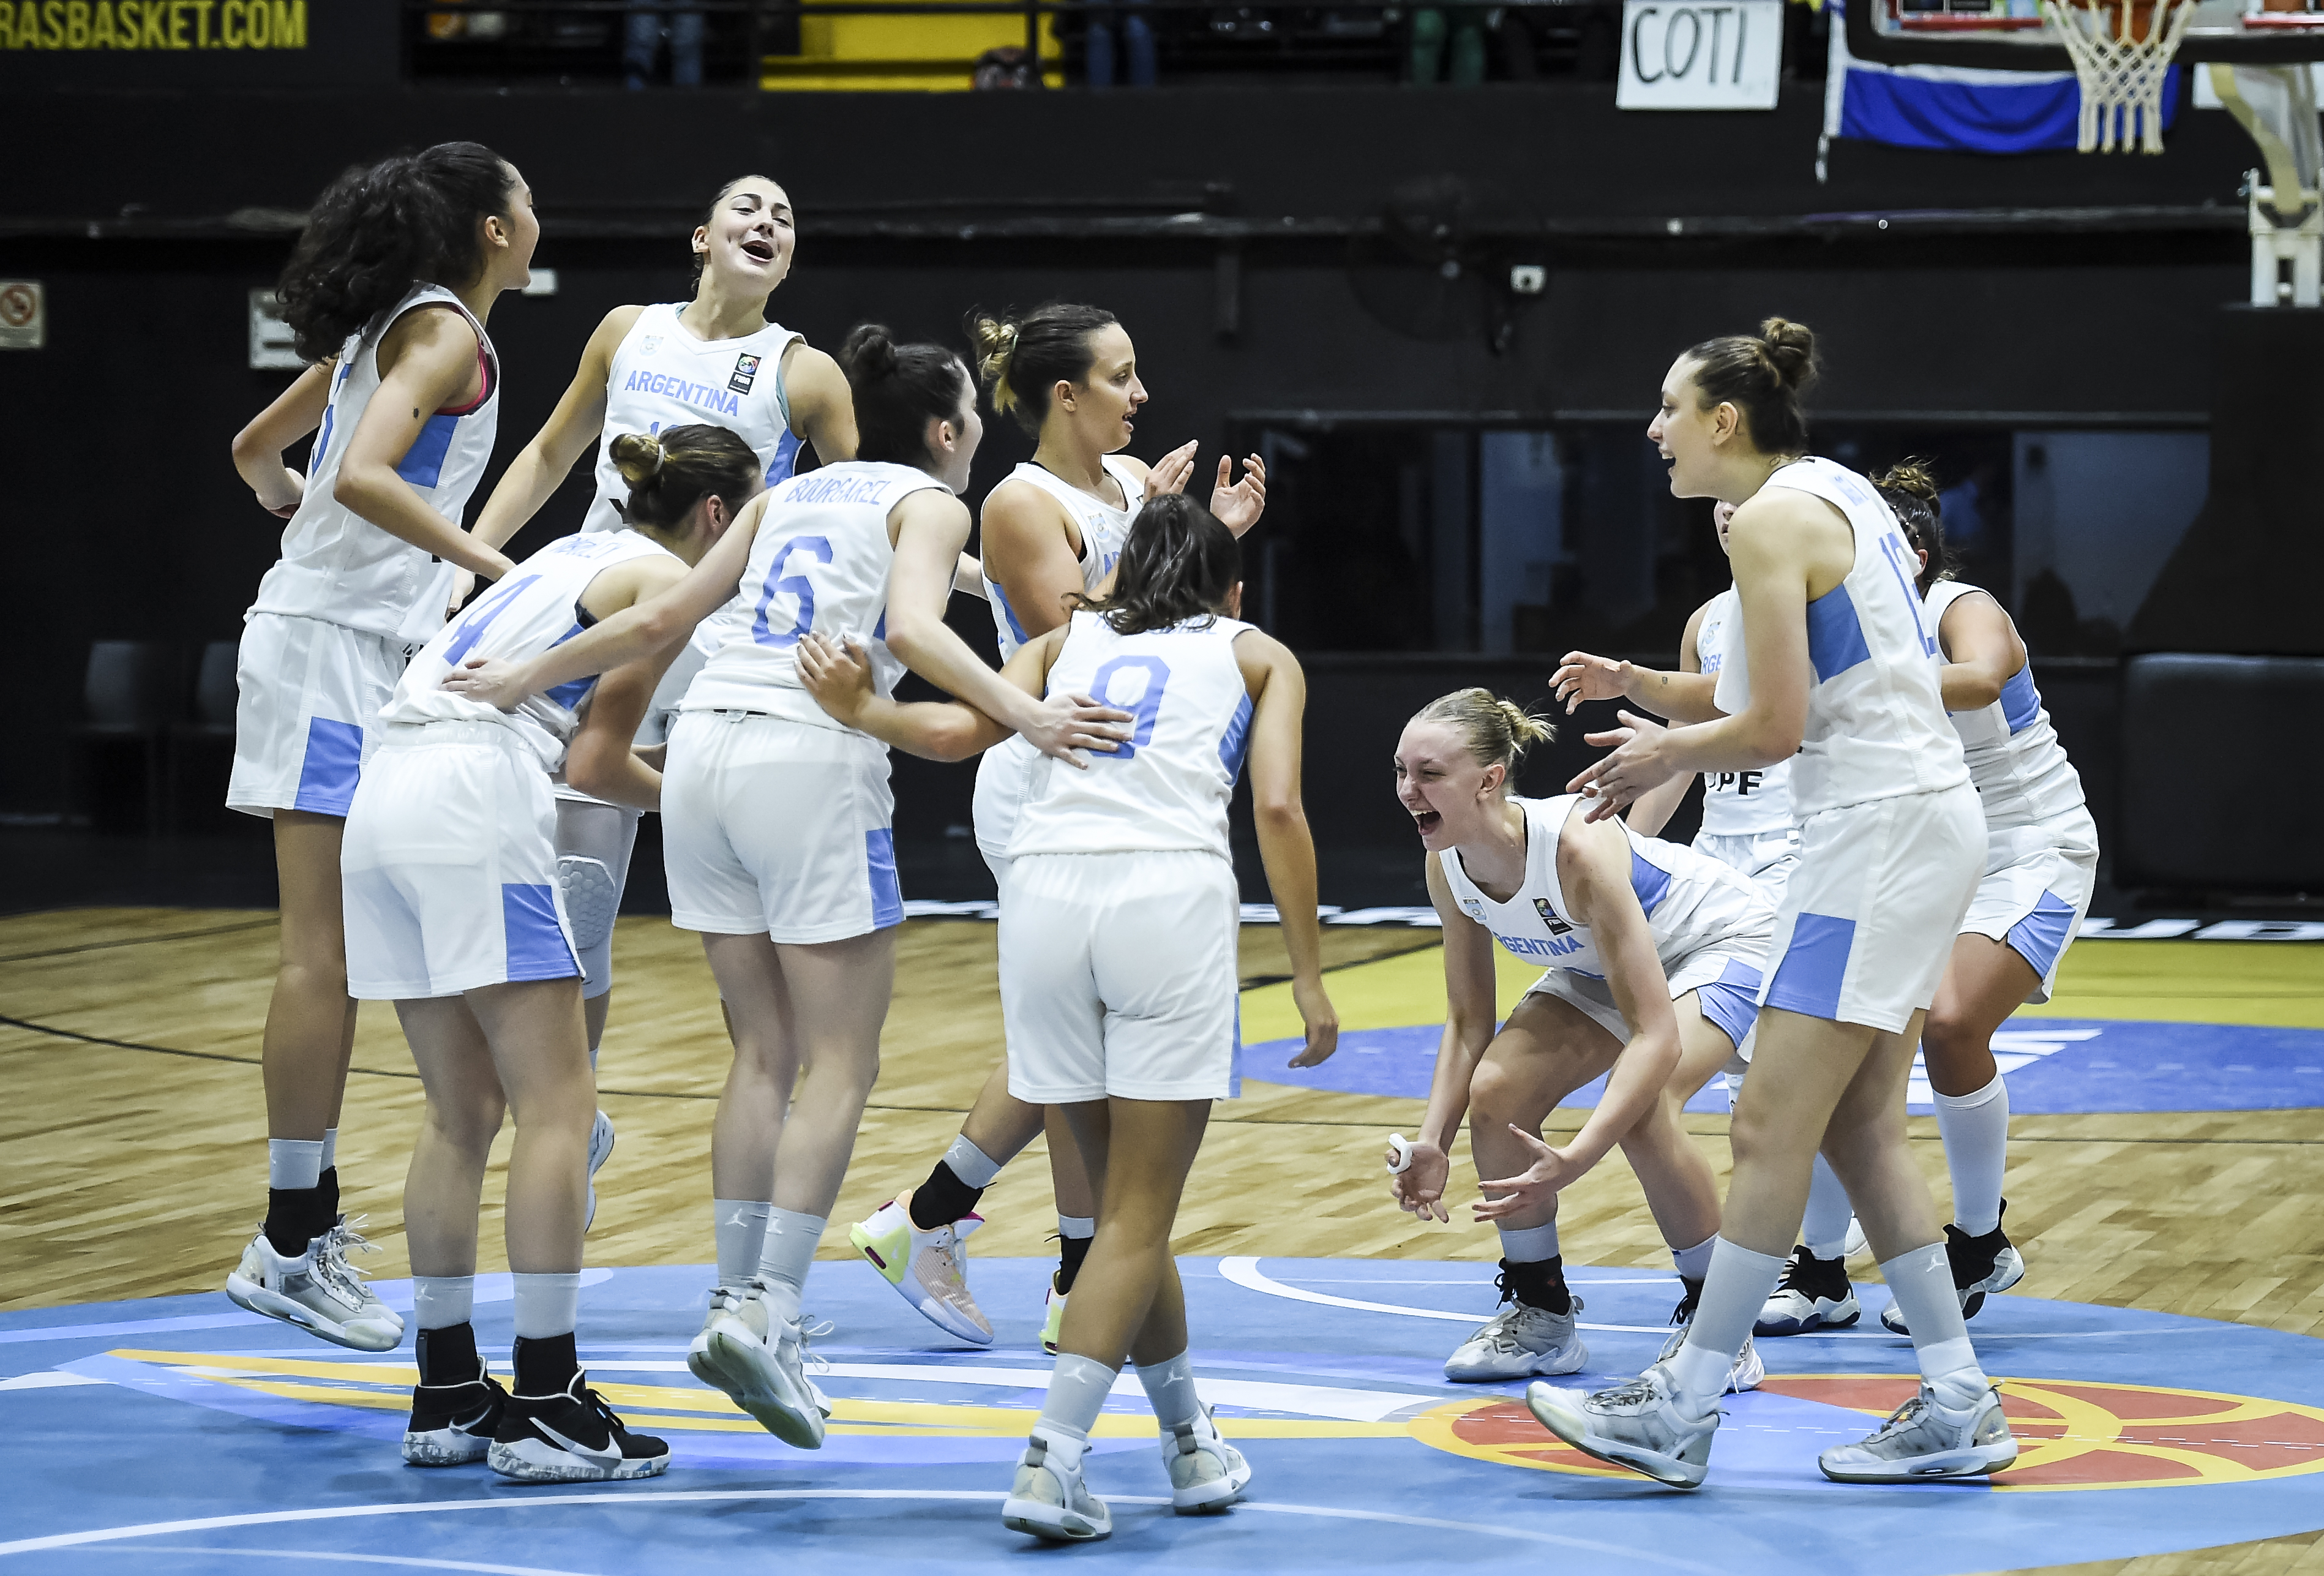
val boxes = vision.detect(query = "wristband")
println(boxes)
[1386,1133,1415,1176]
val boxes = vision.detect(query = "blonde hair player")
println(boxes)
[1554,501,1873,1340]
[222,142,535,1353]
[442,325,1120,1451]
[847,301,1268,1357]
[797,492,1336,1542]
[466,174,879,1223]
[1388,688,1774,1394]
[1524,318,2019,1488]
[341,425,758,1482]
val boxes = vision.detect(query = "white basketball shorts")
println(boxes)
[227,612,408,819]
[1694,828,1802,911]
[1526,946,1769,1057]
[661,710,901,944]
[1758,782,1984,1035]
[972,735,1036,863]
[341,722,582,1000]
[1961,803,2099,1005]
[1000,850,1241,1104]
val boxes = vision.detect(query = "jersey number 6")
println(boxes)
[1087,655,1171,762]
[751,535,833,650]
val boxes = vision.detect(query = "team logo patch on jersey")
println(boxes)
[1461,899,1484,921]
[638,336,662,356]
[1532,898,1572,935]
[730,353,761,394]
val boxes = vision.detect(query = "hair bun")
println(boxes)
[1757,317,1820,394]
[964,310,1022,415]
[609,431,665,488]
[839,322,901,386]
[1874,457,1940,503]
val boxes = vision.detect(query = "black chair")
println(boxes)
[167,640,241,833]
[65,641,180,836]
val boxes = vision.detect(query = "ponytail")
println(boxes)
[963,301,1119,437]
[610,424,762,533]
[1872,458,1953,597]
[1411,688,1556,774]
[838,323,973,467]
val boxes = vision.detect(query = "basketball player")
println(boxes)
[1866,463,2093,1332]
[794,493,1336,1541]
[442,326,1122,1449]
[1526,319,2018,1487]
[223,143,533,1352]
[1387,689,1771,1395]
[1554,504,1870,1339]
[348,427,757,1481]
[849,302,1266,1356]
[467,174,864,1220]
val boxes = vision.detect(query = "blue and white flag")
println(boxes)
[1824,0,2180,153]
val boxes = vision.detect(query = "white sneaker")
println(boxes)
[1163,1403,1251,1514]
[1655,1298,1761,1394]
[1003,1425,1112,1541]
[849,1191,993,1346]
[1444,1297,1587,1382]
[686,1285,824,1449]
[1818,1381,2019,1482]
[225,1220,403,1353]
[1525,1362,1720,1488]
[583,1110,615,1233]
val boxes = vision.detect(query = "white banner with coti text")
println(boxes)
[1617,0,1783,110]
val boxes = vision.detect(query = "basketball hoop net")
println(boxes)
[2045,0,2198,152]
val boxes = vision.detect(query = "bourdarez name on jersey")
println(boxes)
[1706,770,1768,795]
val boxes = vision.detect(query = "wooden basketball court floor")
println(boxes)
[2,906,2320,1575]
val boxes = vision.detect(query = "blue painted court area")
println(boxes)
[1247,1018,2324,1114]
[5,1259,2323,1573]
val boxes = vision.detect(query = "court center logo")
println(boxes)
[1409,1375,2324,1491]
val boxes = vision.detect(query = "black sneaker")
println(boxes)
[403,1375,509,1466]
[1755,1246,1862,1336]
[488,1370,670,1482]
[1880,1201,2026,1333]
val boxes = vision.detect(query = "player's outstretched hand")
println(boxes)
[1142,440,1199,500]
[1565,709,1673,822]
[1210,453,1268,536]
[440,656,534,712]
[1020,691,1133,769]
[1286,975,1339,1068]
[797,632,875,728]
[1472,1125,1576,1220]
[1550,650,1631,715]
[1390,1139,1452,1224]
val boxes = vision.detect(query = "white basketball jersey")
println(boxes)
[1712,457,1968,819]
[250,284,500,645]
[1922,580,2085,829]
[983,457,1141,658]
[582,302,802,535]
[381,529,678,769]
[1007,612,1257,860]
[1438,795,1775,981]
[681,462,946,730]
[1693,586,1795,839]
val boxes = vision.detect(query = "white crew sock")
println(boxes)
[1039,1352,1120,1441]
[944,1133,1004,1190]
[1665,1238,1788,1413]
[1671,1233,1716,1285]
[713,1198,773,1290]
[1057,1214,1095,1242]
[268,1138,324,1192]
[1136,1349,1202,1430]
[757,1208,826,1326]
[1933,1074,2011,1237]
[411,1275,474,1331]
[511,1271,582,1340]
[1496,1219,1560,1264]
[1802,1155,1856,1259]
[1880,1243,1990,1409]
[319,1128,338,1174]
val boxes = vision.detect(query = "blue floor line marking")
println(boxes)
[4,1260,2322,1574]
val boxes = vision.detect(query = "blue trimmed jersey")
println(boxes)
[379,528,678,770]
[1712,456,1968,819]
[583,302,804,535]
[1922,579,2085,830]
[249,283,499,645]
[1006,611,1258,860]
[1438,794,1775,980]
[983,457,1141,658]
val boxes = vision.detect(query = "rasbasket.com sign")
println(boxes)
[0,0,393,83]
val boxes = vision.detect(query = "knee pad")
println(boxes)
[558,854,619,997]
